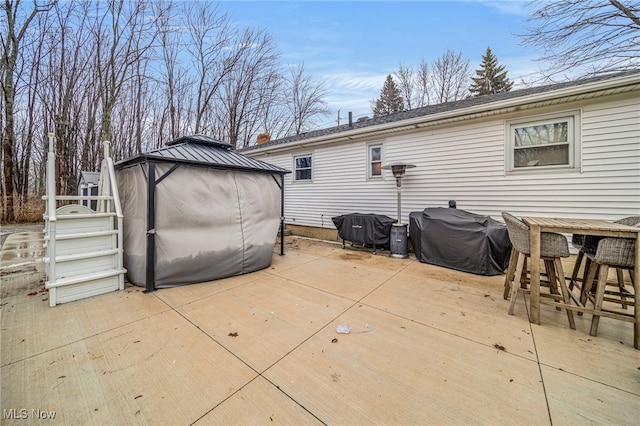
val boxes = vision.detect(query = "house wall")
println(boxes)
[249,91,640,231]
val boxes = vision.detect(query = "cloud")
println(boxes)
[474,0,531,16]
[324,72,387,92]
[315,71,390,121]
[501,55,545,83]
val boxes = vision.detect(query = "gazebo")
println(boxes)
[115,135,290,292]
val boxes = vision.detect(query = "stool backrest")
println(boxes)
[616,216,640,226]
[584,216,640,254]
[594,219,640,268]
[502,212,530,255]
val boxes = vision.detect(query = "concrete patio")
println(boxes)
[1,230,638,425]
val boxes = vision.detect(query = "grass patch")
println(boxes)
[2,195,46,224]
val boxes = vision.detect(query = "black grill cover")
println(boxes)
[332,213,396,245]
[409,208,512,276]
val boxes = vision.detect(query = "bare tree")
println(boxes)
[395,58,431,110]
[249,70,289,144]
[1,0,52,221]
[285,62,330,136]
[122,1,167,157]
[155,0,193,142]
[45,0,95,194]
[520,0,640,78]
[430,49,470,103]
[415,59,430,106]
[395,64,415,110]
[209,28,281,149]
[234,67,284,149]
[15,6,49,206]
[0,0,338,219]
[92,0,156,152]
[184,1,241,134]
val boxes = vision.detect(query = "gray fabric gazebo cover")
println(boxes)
[409,207,512,276]
[115,135,289,288]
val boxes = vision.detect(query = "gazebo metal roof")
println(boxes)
[115,135,289,175]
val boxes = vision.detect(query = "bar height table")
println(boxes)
[522,217,640,349]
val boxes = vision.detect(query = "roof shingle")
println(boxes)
[241,70,640,152]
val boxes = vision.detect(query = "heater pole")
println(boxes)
[396,181,402,224]
[382,162,415,259]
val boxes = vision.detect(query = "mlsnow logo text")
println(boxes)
[3,408,57,419]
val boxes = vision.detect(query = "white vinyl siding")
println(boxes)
[248,92,640,228]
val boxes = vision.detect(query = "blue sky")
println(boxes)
[219,0,540,126]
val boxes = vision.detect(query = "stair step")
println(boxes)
[42,195,114,201]
[45,230,118,241]
[47,248,119,263]
[49,249,121,281]
[46,268,127,289]
[55,212,116,220]
[52,216,114,235]
[48,230,118,257]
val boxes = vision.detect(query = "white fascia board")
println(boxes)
[248,72,640,155]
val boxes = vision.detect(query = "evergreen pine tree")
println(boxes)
[372,74,405,117]
[469,47,513,97]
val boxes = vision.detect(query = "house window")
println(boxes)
[368,143,383,178]
[507,112,579,171]
[293,154,312,181]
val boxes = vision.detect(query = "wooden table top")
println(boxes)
[522,217,640,237]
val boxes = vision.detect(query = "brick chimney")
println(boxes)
[256,132,270,144]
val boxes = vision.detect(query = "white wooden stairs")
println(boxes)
[44,134,126,307]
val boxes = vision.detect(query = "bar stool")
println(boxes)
[579,216,640,309]
[585,235,636,336]
[502,212,576,329]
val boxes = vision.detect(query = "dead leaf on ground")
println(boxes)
[493,343,506,352]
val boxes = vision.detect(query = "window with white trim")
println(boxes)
[368,143,383,178]
[507,111,580,172]
[293,154,312,181]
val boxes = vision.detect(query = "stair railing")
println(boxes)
[43,134,125,303]
[45,133,57,284]
[103,141,125,290]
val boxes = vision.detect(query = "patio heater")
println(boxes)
[382,162,416,258]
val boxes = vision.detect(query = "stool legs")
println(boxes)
[546,259,561,311]
[616,269,627,309]
[553,257,576,330]
[507,252,576,330]
[590,264,610,336]
[504,247,518,300]
[581,258,598,309]
[508,252,526,316]
[569,250,584,291]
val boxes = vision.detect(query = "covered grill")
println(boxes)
[409,207,511,276]
[332,213,396,253]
